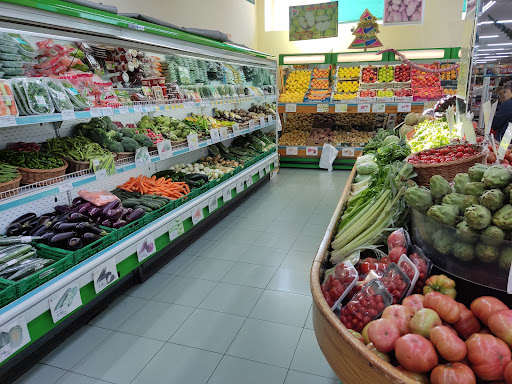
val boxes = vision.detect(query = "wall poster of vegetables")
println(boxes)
[289,1,338,41]
[383,0,424,25]
[0,316,30,363]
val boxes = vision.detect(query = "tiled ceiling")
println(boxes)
[475,0,512,64]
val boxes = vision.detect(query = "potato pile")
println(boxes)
[314,113,337,127]
[284,113,314,132]
[333,130,375,145]
[335,113,378,131]
[279,130,309,145]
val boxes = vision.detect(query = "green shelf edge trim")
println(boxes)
[0,0,273,60]
[1,159,274,364]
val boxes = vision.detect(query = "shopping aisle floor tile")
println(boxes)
[253,232,298,250]
[290,329,338,379]
[158,252,196,275]
[281,249,317,271]
[131,343,222,384]
[179,257,235,281]
[124,272,174,300]
[221,262,277,288]
[217,228,263,245]
[208,355,287,384]
[180,238,215,255]
[88,295,146,330]
[152,275,217,307]
[201,241,251,261]
[55,372,111,384]
[285,370,339,384]
[291,235,322,253]
[238,245,288,267]
[267,268,312,296]
[249,290,311,327]
[13,363,66,384]
[199,282,263,316]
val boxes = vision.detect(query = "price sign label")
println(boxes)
[342,147,355,157]
[89,107,102,117]
[246,175,253,187]
[317,104,329,113]
[286,146,298,155]
[134,105,143,113]
[249,120,256,130]
[119,106,129,115]
[135,147,151,166]
[232,123,240,135]
[187,134,200,151]
[220,127,228,140]
[157,140,172,160]
[92,259,118,294]
[101,107,113,116]
[61,110,76,120]
[236,180,244,194]
[137,233,156,262]
[398,103,412,113]
[208,196,218,212]
[357,103,371,113]
[270,169,278,180]
[267,115,273,124]
[285,104,297,112]
[260,117,266,127]
[210,128,220,143]
[265,164,271,173]
[0,317,30,363]
[0,115,16,127]
[49,284,82,323]
[223,186,233,202]
[259,167,265,178]
[191,207,204,225]
[372,103,386,113]
[91,154,116,176]
[498,123,512,160]
[306,146,318,156]
[335,103,348,113]
[184,101,194,108]
[168,219,184,241]
[274,159,278,168]
[58,181,73,193]
[95,169,107,180]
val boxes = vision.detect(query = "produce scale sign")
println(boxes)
[289,2,338,41]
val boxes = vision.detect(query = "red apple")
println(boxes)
[382,305,414,335]
[402,294,424,313]
[489,310,512,347]
[395,334,438,373]
[410,308,442,339]
[367,318,400,353]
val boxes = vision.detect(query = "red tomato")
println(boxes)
[466,333,511,381]
[453,303,481,340]
[504,159,511,165]
[430,325,467,361]
[471,297,508,326]
[382,305,414,336]
[387,230,407,249]
[367,318,400,353]
[489,310,512,347]
[402,294,424,313]
[410,308,442,339]
[395,334,438,373]
[388,247,407,263]
[424,291,461,324]
[505,361,512,384]
[430,362,476,384]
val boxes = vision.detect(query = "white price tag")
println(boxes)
[236,180,244,194]
[335,103,348,113]
[49,284,82,323]
[286,146,298,155]
[134,105,143,113]
[246,175,253,187]
[260,117,266,127]
[265,164,271,173]
[267,115,273,124]
[259,167,265,178]
[342,147,355,157]
[317,104,329,113]
[306,146,318,156]
[220,127,228,140]
[92,259,118,294]
[58,182,73,193]
[168,219,184,241]
[273,159,278,168]
[187,134,200,151]
[95,169,107,180]
[232,123,240,135]
[498,123,512,160]
[137,233,156,262]
[210,128,220,143]
[249,120,256,130]
[357,103,371,113]
[184,101,194,108]
[372,103,386,113]
[61,110,76,120]
[101,107,113,116]
[135,147,151,166]
[270,169,278,180]
[208,196,218,212]
[0,115,16,127]
[398,103,412,113]
[0,317,30,363]
[89,107,102,117]
[191,207,204,225]
[223,187,232,202]
[157,140,172,160]
[119,106,129,115]
[285,104,297,112]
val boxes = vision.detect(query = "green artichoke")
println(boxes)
[468,163,488,182]
[454,173,471,194]
[427,205,460,227]
[480,189,506,212]
[442,193,466,214]
[481,226,505,245]
[463,195,479,210]
[456,221,479,243]
[433,230,452,254]
[464,204,492,230]
[452,242,475,262]
[405,186,433,213]
[430,175,451,199]
[476,243,499,263]
[492,204,512,230]
[483,165,511,189]
[464,182,485,198]
[499,247,512,271]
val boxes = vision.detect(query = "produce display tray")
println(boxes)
[0,280,17,309]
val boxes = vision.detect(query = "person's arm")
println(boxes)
[492,101,512,130]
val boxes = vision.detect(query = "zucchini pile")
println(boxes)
[151,171,209,190]
[0,238,54,281]
[111,189,171,213]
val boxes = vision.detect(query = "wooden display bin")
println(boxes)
[310,166,416,384]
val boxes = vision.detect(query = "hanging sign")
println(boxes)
[289,2,338,41]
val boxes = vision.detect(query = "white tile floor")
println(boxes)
[15,168,349,384]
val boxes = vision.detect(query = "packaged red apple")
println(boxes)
[409,246,432,294]
[397,254,419,296]
[339,279,392,332]
[387,228,411,263]
[380,263,411,305]
[321,261,358,310]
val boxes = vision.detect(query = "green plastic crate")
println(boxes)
[0,280,18,308]
[115,214,152,240]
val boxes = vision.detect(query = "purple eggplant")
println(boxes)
[54,205,73,214]
[6,223,22,236]
[120,208,132,219]
[68,213,90,223]
[76,202,93,215]
[41,231,55,243]
[101,219,112,227]
[126,208,145,223]
[49,232,76,247]
[106,207,124,221]
[87,205,101,218]
[30,224,49,236]
[74,222,104,235]
[101,200,120,216]
[72,197,85,207]
[112,219,127,229]
[52,222,79,232]
[82,232,101,245]
[67,237,83,251]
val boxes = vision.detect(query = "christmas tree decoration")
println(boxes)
[348,9,383,50]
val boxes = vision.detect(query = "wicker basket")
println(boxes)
[114,152,135,160]
[409,145,487,186]
[0,174,22,198]
[18,160,68,185]
[62,157,91,173]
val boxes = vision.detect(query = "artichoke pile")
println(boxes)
[405,164,512,269]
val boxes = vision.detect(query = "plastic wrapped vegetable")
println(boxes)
[0,80,18,117]
[481,226,505,245]
[43,78,74,112]
[455,221,479,243]
[453,173,471,194]
[492,204,512,230]
[480,189,505,212]
[405,186,433,213]
[482,165,511,189]
[432,230,452,254]
[427,205,459,227]
[452,242,475,262]
[499,248,512,271]
[430,175,451,200]
[468,164,488,182]
[464,204,492,230]
[21,78,54,114]
[356,162,378,175]
[475,243,499,263]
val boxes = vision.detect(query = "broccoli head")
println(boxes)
[87,117,104,129]
[154,115,171,127]
[106,130,123,141]
[106,140,124,153]
[133,134,154,147]
[121,137,141,152]
[89,128,110,148]
[102,116,112,128]
[120,128,135,138]
[138,118,155,131]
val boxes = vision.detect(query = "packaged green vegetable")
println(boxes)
[43,78,74,112]
[21,78,54,115]
[59,80,94,110]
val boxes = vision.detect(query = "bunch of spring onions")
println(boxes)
[330,161,415,264]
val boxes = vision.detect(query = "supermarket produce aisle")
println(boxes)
[14,168,349,384]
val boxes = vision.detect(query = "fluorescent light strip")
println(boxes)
[488,43,512,46]
[483,0,496,13]
[282,55,325,64]
[478,48,507,51]
[480,35,499,38]
[478,20,512,25]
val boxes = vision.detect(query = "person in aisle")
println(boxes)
[491,85,512,141]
